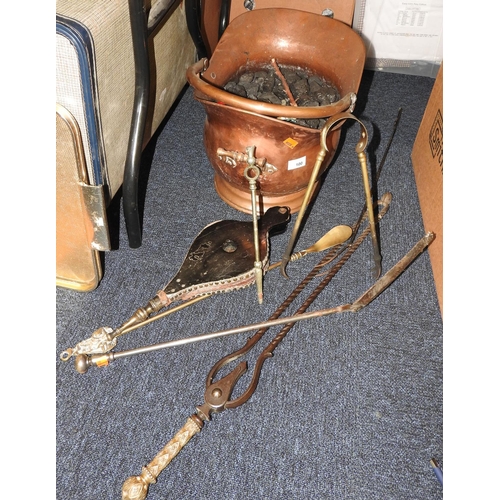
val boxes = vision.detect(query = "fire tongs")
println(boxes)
[121,191,436,499]
[280,112,381,280]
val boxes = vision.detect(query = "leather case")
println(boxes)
[56,103,109,291]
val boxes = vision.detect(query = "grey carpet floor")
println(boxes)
[56,69,442,499]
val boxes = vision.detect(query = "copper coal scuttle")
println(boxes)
[187,8,366,214]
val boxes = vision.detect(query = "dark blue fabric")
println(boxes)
[56,70,442,500]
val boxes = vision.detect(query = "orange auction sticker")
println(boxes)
[95,357,109,368]
[283,138,298,149]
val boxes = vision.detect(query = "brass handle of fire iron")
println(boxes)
[186,58,356,119]
[280,112,381,279]
[122,415,204,500]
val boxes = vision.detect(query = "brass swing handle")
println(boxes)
[121,415,204,500]
[186,58,356,119]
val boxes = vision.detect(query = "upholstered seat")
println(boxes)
[56,0,197,290]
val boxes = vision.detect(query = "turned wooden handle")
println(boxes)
[122,416,203,500]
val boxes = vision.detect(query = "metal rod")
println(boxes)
[279,140,327,278]
[244,146,264,304]
[147,0,179,34]
[349,107,402,242]
[357,148,381,278]
[119,295,212,336]
[76,231,434,373]
[378,108,403,177]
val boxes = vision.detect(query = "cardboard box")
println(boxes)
[411,63,443,314]
[353,0,443,77]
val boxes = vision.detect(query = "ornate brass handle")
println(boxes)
[217,147,277,174]
[121,415,204,500]
[122,361,247,499]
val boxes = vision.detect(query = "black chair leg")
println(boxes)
[185,0,207,59]
[123,0,151,248]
